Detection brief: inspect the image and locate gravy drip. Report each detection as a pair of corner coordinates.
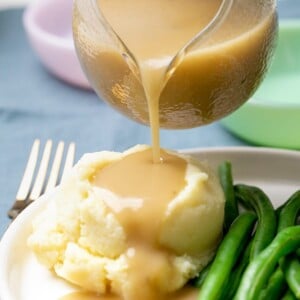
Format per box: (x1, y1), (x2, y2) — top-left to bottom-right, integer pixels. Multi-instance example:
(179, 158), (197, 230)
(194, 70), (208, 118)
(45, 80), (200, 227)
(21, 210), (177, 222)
(98, 0), (221, 162)
(96, 0), (276, 161)
(91, 148), (187, 299)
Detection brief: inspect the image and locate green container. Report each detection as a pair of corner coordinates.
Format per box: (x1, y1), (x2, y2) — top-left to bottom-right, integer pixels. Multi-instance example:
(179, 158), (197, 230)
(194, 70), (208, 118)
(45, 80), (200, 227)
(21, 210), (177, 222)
(222, 20), (300, 149)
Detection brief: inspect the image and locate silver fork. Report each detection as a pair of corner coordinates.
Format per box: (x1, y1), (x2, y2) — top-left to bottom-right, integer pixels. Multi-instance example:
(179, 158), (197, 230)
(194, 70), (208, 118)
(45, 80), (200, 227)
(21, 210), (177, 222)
(8, 139), (76, 219)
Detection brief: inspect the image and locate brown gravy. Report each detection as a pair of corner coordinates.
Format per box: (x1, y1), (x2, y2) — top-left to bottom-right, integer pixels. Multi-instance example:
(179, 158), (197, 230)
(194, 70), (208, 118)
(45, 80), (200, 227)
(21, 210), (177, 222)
(92, 148), (186, 241)
(60, 286), (199, 300)
(91, 148), (188, 299)
(60, 291), (116, 300)
(71, 0), (276, 297)
(74, 0), (277, 162)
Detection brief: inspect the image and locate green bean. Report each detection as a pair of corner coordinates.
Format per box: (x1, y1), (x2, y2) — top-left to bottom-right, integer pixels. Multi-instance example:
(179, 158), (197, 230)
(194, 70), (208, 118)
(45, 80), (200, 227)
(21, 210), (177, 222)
(234, 226), (300, 300)
(258, 267), (287, 300)
(218, 161), (239, 232)
(198, 212), (257, 300)
(282, 289), (297, 300)
(280, 253), (300, 299)
(264, 191), (299, 299)
(221, 240), (253, 300)
(278, 191), (300, 298)
(276, 204), (284, 218)
(278, 190), (300, 232)
(235, 184), (277, 259)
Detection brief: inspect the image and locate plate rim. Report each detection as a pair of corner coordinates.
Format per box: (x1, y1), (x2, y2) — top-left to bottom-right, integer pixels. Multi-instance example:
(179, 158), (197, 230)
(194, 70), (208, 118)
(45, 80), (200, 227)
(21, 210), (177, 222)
(1, 146), (300, 300)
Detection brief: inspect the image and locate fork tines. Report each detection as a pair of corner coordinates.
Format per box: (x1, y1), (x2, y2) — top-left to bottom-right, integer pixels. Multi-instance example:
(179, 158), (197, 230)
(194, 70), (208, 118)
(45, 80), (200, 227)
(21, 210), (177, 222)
(8, 139), (76, 219)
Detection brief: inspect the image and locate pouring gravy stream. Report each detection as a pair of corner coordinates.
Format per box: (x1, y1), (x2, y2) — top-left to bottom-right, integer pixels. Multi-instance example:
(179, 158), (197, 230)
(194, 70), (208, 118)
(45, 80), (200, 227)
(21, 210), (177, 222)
(69, 0), (277, 298)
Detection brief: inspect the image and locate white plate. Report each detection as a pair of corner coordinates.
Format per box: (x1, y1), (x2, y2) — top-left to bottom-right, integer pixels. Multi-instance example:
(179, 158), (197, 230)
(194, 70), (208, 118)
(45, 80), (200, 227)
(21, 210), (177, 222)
(1, 147), (300, 300)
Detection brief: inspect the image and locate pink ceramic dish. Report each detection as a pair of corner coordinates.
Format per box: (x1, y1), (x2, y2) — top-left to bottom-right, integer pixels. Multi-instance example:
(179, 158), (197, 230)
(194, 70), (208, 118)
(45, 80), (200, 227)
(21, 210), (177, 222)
(23, 0), (91, 89)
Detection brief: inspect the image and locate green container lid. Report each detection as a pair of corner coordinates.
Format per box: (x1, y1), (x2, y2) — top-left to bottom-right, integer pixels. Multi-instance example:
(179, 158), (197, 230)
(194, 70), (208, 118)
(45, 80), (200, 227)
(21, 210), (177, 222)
(222, 20), (300, 149)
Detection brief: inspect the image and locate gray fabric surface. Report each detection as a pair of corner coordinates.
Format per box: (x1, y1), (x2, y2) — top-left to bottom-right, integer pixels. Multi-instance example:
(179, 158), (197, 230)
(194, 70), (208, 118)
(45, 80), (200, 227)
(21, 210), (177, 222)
(0, 3), (298, 237)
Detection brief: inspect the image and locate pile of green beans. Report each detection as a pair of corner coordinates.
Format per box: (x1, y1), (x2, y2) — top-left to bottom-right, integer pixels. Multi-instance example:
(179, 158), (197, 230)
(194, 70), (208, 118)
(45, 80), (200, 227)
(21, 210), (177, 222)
(191, 161), (300, 300)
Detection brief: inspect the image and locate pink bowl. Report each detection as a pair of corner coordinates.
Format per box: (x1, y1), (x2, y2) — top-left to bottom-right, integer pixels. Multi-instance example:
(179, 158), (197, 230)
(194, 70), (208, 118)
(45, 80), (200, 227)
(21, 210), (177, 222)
(23, 0), (91, 89)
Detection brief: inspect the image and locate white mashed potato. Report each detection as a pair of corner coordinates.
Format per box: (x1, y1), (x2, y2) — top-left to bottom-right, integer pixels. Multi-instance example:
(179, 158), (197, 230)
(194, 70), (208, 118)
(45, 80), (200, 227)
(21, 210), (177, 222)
(27, 145), (224, 296)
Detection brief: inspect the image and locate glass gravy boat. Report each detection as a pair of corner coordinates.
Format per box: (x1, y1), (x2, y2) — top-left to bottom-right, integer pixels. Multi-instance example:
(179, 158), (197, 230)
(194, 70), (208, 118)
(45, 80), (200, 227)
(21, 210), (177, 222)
(73, 0), (277, 129)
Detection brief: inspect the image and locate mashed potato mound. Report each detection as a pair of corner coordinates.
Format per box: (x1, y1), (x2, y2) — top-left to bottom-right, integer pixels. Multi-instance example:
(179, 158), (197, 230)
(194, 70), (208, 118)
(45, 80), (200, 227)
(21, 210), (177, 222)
(28, 145), (224, 297)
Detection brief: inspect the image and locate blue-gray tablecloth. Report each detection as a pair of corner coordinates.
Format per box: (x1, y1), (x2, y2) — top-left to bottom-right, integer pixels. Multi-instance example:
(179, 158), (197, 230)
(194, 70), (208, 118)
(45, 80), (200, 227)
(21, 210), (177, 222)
(0, 2), (299, 237)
